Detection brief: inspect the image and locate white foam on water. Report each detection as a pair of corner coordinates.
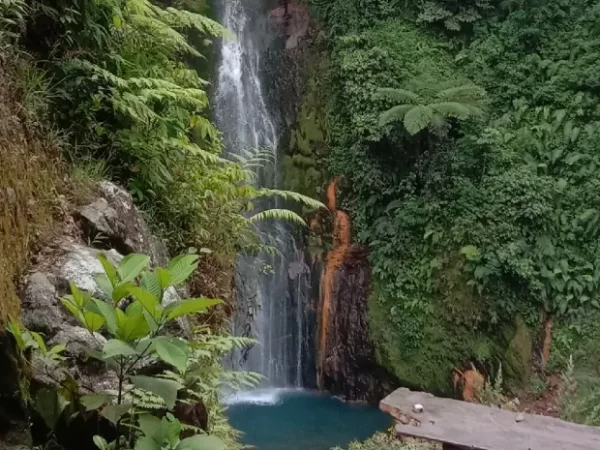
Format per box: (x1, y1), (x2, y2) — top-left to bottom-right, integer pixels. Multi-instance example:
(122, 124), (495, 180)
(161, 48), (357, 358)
(223, 388), (303, 405)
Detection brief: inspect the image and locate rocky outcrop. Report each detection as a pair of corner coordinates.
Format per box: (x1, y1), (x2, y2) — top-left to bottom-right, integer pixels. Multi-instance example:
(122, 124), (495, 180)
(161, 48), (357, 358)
(19, 181), (178, 397)
(317, 179), (397, 403)
(318, 245), (397, 403)
(269, 3), (310, 49)
(76, 181), (168, 266)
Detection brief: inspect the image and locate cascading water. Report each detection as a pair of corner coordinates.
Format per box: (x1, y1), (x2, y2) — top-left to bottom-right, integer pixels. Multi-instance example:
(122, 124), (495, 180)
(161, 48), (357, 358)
(213, 0), (311, 390)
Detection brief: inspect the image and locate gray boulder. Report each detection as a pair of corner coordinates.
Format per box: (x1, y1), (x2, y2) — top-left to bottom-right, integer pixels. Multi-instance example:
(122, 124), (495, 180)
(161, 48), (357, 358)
(55, 242), (122, 298)
(48, 325), (106, 359)
(21, 272), (63, 334)
(77, 181), (169, 266)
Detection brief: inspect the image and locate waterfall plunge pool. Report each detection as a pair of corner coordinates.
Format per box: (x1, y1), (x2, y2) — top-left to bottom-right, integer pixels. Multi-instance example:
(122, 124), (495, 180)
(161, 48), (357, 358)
(225, 389), (391, 450)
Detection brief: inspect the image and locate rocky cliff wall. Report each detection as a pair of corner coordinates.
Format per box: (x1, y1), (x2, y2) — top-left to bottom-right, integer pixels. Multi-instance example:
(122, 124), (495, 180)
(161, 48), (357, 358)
(319, 244), (397, 402)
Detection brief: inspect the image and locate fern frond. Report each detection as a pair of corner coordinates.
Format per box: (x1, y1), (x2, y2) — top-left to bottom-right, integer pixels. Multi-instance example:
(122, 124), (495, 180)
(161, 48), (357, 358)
(159, 7), (230, 38)
(249, 209), (307, 226)
(376, 87), (421, 104)
(432, 102), (478, 120)
(255, 188), (325, 210)
(436, 84), (485, 102)
(404, 105), (435, 135)
(379, 104), (414, 125)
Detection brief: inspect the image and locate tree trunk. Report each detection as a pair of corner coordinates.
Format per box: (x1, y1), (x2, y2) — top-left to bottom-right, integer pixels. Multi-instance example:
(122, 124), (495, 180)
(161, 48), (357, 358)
(541, 315), (553, 371)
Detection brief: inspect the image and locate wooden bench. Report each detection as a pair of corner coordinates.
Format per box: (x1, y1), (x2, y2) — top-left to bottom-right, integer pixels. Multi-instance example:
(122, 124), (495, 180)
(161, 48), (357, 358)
(380, 388), (600, 450)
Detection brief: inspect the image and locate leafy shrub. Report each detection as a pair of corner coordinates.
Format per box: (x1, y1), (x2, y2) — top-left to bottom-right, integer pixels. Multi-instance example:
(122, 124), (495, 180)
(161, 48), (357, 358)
(9, 252), (256, 450)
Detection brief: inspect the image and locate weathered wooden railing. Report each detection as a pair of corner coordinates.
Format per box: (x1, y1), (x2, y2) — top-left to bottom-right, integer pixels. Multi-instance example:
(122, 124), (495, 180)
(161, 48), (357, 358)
(380, 388), (600, 450)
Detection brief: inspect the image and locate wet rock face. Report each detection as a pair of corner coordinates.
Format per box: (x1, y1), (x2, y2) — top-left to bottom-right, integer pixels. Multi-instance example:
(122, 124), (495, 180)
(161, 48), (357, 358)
(76, 181), (168, 266)
(269, 3), (310, 49)
(320, 246), (398, 403)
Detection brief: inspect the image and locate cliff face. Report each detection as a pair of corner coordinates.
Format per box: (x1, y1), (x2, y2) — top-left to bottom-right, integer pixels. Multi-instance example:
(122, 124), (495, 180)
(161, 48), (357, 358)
(316, 180), (397, 403)
(0, 57), (62, 449)
(319, 244), (397, 403)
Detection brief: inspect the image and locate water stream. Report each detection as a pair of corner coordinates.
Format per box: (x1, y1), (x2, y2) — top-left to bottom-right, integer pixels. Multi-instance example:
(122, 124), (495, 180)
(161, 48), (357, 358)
(212, 2), (390, 448)
(213, 0), (309, 388)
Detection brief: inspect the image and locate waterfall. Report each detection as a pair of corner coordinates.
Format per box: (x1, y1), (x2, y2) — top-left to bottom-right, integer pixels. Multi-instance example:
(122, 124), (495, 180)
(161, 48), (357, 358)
(213, 0), (311, 389)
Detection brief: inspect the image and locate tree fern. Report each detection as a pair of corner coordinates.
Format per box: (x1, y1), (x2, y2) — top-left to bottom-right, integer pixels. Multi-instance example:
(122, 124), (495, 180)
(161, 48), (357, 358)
(404, 105), (436, 135)
(378, 81), (485, 135)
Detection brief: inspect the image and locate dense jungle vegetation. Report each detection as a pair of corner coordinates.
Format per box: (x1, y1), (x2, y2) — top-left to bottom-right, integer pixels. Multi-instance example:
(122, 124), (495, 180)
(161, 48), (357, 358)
(0, 0), (320, 448)
(310, 0), (600, 417)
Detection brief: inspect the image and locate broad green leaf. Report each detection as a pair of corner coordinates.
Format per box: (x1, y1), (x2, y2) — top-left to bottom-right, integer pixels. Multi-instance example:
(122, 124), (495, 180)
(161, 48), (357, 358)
(127, 286), (161, 320)
(118, 254), (151, 283)
(31, 331), (48, 353)
(460, 245), (479, 261)
(93, 435), (110, 450)
(88, 299), (118, 335)
(115, 308), (127, 331)
(35, 389), (69, 430)
(167, 254), (199, 287)
(119, 305), (151, 341)
(131, 376), (182, 409)
(69, 282), (85, 307)
(102, 339), (138, 359)
(156, 267), (171, 289)
(95, 273), (113, 299)
(164, 298), (223, 321)
(138, 414), (162, 440)
(112, 282), (137, 302)
(119, 311), (150, 341)
(112, 14), (122, 29)
(97, 253), (119, 287)
(101, 403), (131, 424)
(141, 272), (162, 302)
(61, 297), (85, 324)
(163, 414), (183, 447)
(81, 393), (112, 411)
(48, 343), (66, 355)
(84, 311), (105, 332)
(154, 337), (189, 372)
(135, 436), (161, 450)
(176, 435), (226, 450)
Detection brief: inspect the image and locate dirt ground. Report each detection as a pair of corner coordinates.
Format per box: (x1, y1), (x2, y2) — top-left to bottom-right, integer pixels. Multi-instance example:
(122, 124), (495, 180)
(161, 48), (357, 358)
(517, 374), (562, 417)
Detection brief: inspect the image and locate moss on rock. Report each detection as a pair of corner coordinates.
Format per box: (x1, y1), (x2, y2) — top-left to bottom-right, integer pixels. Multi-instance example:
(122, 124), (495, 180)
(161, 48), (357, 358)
(0, 60), (60, 327)
(502, 315), (533, 390)
(282, 74), (329, 200)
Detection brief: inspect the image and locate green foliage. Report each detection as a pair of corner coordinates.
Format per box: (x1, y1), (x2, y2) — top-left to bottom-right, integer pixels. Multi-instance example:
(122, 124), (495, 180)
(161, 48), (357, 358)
(416, 0), (497, 34)
(475, 364), (517, 409)
(0, 0), (26, 46)
(378, 81), (485, 135)
(314, 0), (600, 391)
(8, 252), (258, 450)
(18, 0), (322, 264)
(529, 373), (548, 395)
(332, 431), (438, 450)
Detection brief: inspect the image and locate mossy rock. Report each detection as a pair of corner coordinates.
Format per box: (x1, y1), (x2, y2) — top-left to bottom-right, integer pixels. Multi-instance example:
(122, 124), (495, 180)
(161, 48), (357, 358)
(368, 282), (533, 393)
(502, 315), (533, 389)
(282, 74), (328, 199)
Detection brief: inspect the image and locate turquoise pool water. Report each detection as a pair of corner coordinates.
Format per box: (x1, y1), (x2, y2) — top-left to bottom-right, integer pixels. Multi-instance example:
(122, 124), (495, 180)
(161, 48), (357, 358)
(225, 389), (391, 450)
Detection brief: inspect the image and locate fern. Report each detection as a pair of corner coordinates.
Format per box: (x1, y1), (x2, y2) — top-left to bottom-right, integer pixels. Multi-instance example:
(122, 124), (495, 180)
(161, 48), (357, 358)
(378, 81), (485, 135)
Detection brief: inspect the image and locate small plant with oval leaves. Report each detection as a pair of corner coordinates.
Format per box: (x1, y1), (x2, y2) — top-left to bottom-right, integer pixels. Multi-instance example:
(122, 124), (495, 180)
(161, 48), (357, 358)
(10, 252), (227, 450)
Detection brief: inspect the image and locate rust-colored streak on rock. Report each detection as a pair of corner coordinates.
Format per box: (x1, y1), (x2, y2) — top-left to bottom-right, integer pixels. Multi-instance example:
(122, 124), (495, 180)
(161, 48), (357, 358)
(318, 178), (352, 386)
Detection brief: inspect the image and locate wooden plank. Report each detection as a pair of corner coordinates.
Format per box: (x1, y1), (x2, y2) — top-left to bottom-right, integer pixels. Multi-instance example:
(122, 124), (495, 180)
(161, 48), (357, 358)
(380, 388), (600, 450)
